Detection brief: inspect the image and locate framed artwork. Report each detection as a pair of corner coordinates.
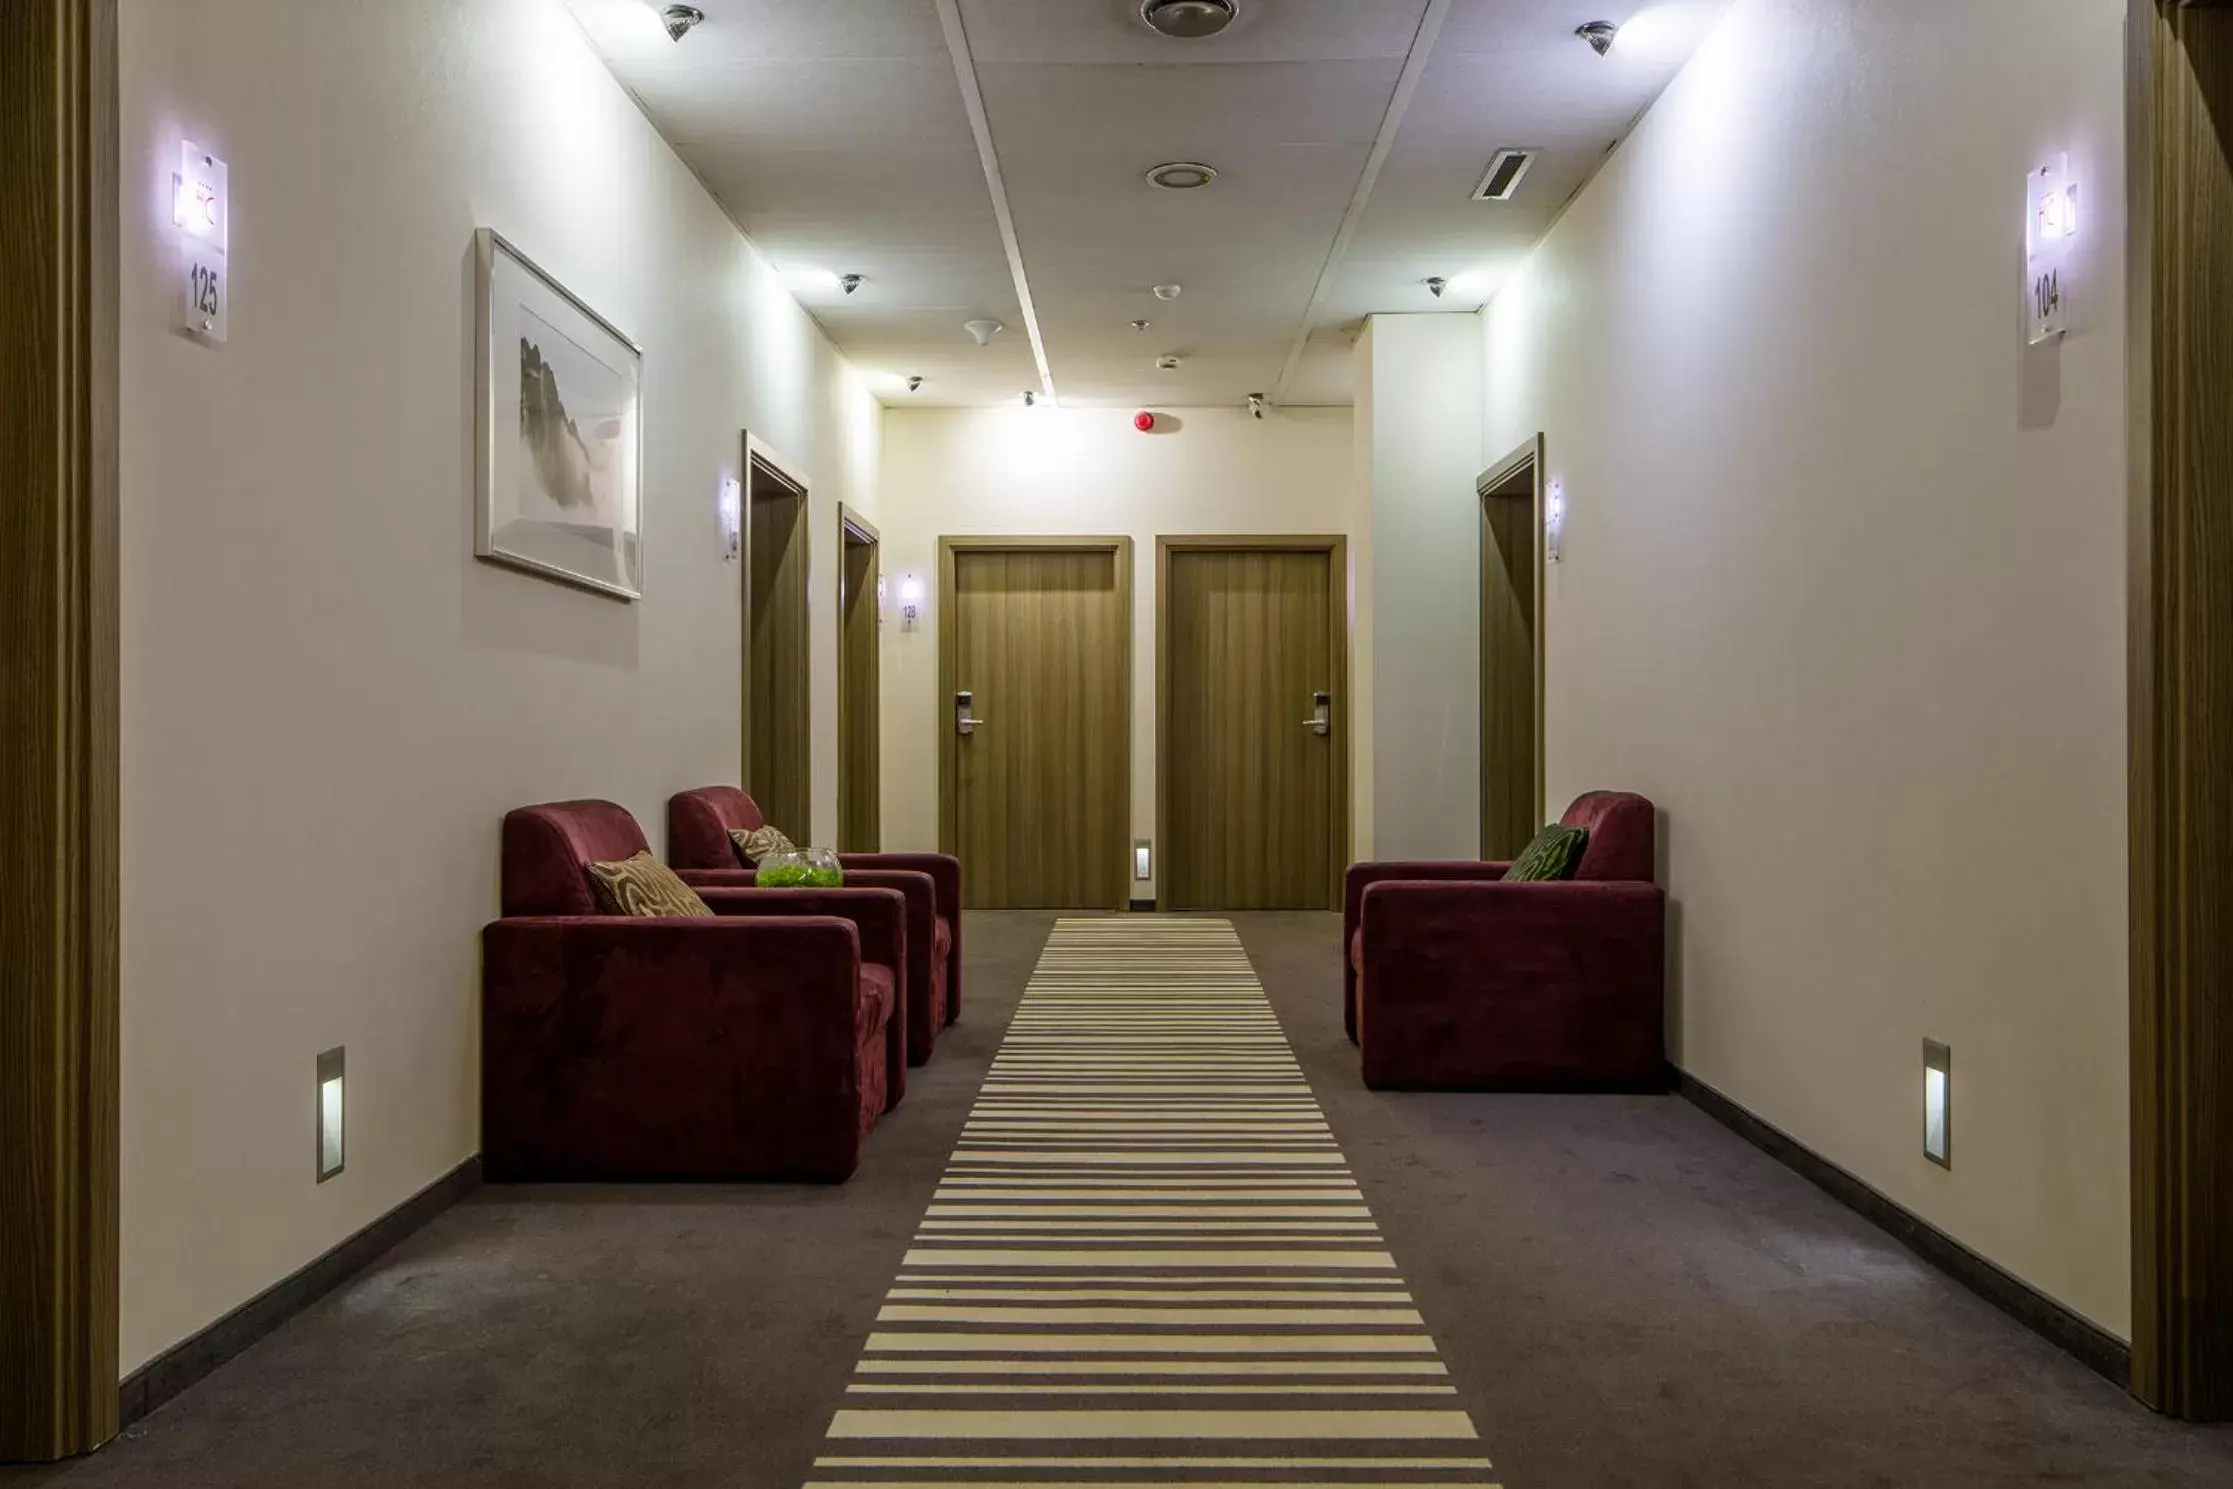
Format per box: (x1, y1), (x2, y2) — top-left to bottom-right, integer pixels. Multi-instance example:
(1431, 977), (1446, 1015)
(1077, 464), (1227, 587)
(474, 228), (644, 599)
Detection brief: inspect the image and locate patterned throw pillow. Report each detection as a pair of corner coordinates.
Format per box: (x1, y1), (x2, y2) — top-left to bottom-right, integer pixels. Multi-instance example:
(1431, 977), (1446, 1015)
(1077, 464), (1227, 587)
(730, 825), (797, 866)
(585, 852), (715, 917)
(1505, 825), (1589, 883)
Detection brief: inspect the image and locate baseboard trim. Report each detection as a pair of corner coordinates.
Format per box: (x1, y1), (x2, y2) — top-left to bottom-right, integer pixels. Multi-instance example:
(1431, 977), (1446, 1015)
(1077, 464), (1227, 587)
(1676, 1072), (2130, 1388)
(117, 1156), (481, 1426)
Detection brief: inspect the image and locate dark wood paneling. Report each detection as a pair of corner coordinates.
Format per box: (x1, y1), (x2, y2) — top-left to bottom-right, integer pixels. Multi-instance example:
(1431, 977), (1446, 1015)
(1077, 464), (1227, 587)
(941, 540), (1131, 910)
(1479, 442), (1542, 860)
(0, 0), (120, 1461)
(744, 454), (811, 839)
(1160, 542), (1345, 911)
(2133, 1), (2233, 1422)
(838, 510), (880, 852)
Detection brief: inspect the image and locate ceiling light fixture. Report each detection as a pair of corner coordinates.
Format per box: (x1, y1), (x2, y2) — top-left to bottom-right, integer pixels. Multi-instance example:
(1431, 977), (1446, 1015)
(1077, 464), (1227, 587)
(1576, 20), (1618, 56)
(1153, 283), (1183, 301)
(1146, 161), (1218, 191)
(1247, 393), (1266, 420)
(1022, 390), (1039, 408)
(840, 273), (864, 295)
(661, 4), (706, 42)
(1427, 276), (1449, 298)
(1131, 319), (1153, 332)
(965, 318), (1004, 346)
(1140, 0), (1238, 40)
(906, 375), (924, 392)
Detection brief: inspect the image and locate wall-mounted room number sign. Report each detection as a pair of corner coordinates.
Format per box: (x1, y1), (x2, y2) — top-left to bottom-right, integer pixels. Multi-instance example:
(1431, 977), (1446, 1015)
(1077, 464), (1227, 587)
(173, 142), (229, 343)
(2025, 154), (2075, 346)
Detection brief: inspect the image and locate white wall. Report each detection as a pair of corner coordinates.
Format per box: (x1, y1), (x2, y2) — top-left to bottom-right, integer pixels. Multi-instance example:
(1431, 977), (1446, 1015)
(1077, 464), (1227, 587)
(117, 0), (879, 1370)
(1355, 315), (1486, 861)
(876, 406), (1356, 894)
(1480, 0), (2131, 1331)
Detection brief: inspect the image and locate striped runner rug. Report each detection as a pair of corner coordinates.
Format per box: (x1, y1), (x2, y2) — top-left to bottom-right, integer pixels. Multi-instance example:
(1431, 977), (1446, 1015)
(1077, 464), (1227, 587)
(806, 915), (1500, 1488)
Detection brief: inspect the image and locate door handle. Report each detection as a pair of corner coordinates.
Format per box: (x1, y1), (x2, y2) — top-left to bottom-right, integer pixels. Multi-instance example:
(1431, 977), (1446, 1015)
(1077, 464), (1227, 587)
(1302, 691), (1332, 736)
(956, 690), (987, 736)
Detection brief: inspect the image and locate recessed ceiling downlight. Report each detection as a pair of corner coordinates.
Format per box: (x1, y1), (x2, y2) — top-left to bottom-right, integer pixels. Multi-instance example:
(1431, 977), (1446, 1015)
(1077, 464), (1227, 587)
(1141, 0), (1238, 40)
(1147, 161), (1218, 191)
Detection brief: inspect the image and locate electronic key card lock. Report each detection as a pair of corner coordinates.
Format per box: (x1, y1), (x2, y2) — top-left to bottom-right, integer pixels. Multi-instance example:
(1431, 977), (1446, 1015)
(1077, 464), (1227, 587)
(1304, 691), (1332, 737)
(956, 691), (987, 736)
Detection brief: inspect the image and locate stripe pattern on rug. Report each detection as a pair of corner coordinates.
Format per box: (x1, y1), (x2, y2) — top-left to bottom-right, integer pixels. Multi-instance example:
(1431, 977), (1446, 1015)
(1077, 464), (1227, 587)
(807, 916), (1500, 1488)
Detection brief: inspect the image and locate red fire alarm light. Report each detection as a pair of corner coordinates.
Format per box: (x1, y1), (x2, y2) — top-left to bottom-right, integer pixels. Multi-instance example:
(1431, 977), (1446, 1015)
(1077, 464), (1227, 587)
(1134, 411), (1156, 432)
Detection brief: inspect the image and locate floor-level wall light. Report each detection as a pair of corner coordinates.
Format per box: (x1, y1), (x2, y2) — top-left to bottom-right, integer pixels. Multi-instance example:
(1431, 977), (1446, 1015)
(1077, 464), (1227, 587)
(1923, 1040), (1952, 1169)
(1134, 840), (1154, 882)
(1546, 479), (1567, 563)
(719, 476), (742, 561)
(316, 1046), (346, 1183)
(898, 573), (924, 631)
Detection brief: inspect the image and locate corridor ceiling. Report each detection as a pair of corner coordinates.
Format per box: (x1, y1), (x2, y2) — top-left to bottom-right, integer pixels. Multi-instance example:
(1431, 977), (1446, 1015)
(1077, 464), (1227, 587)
(562, 0), (1730, 407)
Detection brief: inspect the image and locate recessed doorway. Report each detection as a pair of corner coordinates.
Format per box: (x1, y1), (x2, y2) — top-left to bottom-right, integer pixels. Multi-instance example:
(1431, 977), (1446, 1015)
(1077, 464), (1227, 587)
(837, 506), (881, 852)
(1479, 436), (1545, 860)
(743, 439), (811, 839)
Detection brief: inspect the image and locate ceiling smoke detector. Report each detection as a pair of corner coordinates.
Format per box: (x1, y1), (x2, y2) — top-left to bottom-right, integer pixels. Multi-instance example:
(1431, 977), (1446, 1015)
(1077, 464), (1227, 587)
(964, 318), (1004, 346)
(660, 5), (706, 42)
(1147, 161), (1218, 191)
(1140, 0), (1238, 40)
(1152, 283), (1183, 301)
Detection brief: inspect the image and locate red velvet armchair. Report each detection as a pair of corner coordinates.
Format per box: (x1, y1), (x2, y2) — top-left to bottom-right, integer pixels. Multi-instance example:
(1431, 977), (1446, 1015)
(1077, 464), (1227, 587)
(482, 800), (907, 1182)
(1345, 791), (1667, 1091)
(667, 786), (962, 1067)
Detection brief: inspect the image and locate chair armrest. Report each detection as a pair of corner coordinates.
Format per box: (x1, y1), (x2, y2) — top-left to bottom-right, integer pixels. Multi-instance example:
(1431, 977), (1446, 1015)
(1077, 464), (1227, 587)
(1344, 860), (1512, 935)
(481, 915), (869, 1179)
(696, 886), (906, 978)
(1359, 879), (1663, 1006)
(839, 853), (961, 927)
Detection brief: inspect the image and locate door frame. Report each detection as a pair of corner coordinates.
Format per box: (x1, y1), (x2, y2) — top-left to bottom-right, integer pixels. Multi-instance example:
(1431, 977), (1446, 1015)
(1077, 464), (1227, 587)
(1476, 435), (1547, 856)
(1154, 535), (1352, 911)
(1, 0), (120, 1460)
(935, 536), (1135, 900)
(741, 432), (812, 836)
(836, 503), (880, 851)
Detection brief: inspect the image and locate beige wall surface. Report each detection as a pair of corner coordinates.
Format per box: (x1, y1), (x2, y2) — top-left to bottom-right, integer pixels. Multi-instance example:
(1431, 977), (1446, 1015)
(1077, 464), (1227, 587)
(117, 0), (879, 1370)
(1481, 0), (2131, 1331)
(875, 405), (1357, 897)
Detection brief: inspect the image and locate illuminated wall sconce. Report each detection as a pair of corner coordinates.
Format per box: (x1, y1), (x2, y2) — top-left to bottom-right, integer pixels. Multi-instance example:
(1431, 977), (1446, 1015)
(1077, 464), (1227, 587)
(1545, 479), (1567, 564)
(719, 476), (742, 561)
(898, 573), (925, 631)
(1134, 840), (1154, 882)
(876, 573), (889, 627)
(316, 1046), (346, 1183)
(1923, 1039), (1952, 1169)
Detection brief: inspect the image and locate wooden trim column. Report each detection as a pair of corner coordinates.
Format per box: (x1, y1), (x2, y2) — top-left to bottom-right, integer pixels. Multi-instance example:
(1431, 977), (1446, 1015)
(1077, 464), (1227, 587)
(2133, 0), (2233, 1423)
(0, 0), (121, 1461)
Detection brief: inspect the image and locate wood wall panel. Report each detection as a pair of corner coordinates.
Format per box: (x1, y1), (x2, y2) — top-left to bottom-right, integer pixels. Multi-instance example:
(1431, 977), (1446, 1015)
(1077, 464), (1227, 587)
(0, 0), (120, 1460)
(745, 457), (811, 839)
(2133, 0), (2233, 1422)
(1161, 544), (1343, 910)
(838, 515), (880, 852)
(942, 542), (1130, 910)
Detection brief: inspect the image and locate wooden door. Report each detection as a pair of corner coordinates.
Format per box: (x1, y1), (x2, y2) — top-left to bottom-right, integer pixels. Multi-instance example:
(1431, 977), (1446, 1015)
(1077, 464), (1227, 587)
(837, 510), (880, 851)
(1480, 445), (1542, 859)
(744, 452), (810, 838)
(944, 543), (1130, 909)
(1161, 544), (1344, 910)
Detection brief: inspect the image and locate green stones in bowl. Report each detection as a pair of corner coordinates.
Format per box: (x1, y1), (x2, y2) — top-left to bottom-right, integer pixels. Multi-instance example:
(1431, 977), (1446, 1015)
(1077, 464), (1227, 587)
(754, 847), (845, 888)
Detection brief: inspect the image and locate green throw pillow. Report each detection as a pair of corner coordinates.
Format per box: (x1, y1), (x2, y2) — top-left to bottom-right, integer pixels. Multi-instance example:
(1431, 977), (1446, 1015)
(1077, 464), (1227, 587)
(1506, 825), (1589, 882)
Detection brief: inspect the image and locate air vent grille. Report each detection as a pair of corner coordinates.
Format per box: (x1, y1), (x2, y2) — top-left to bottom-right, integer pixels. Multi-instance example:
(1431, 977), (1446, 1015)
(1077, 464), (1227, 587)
(1473, 149), (1537, 202)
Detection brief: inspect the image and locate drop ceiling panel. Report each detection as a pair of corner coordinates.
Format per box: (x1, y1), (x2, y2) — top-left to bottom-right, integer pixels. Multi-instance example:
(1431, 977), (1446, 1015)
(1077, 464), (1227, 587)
(976, 60), (1404, 148)
(647, 63), (983, 148)
(564, 0), (950, 61)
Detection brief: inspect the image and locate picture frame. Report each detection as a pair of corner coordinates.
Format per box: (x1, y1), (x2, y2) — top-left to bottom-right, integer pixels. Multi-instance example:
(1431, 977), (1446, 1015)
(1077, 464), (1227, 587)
(474, 228), (644, 600)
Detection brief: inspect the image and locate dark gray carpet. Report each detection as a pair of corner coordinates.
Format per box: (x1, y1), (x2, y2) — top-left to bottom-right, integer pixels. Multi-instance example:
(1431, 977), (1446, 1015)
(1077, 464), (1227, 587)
(6, 910), (2226, 1487)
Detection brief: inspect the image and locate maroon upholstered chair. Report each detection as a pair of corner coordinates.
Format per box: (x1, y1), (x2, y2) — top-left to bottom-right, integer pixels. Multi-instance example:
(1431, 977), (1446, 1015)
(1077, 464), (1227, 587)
(1344, 791), (1666, 1091)
(667, 786), (961, 1067)
(482, 799), (907, 1182)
